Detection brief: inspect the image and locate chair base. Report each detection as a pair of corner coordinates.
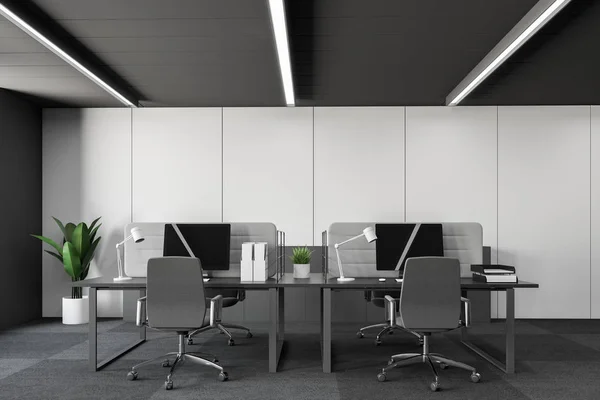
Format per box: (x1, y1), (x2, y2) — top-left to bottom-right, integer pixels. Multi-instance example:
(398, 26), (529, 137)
(187, 322), (253, 346)
(127, 333), (228, 390)
(357, 322), (423, 346)
(377, 335), (480, 391)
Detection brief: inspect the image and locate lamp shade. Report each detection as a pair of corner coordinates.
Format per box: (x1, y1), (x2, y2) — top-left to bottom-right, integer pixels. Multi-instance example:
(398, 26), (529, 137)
(363, 226), (377, 243)
(131, 227), (145, 243)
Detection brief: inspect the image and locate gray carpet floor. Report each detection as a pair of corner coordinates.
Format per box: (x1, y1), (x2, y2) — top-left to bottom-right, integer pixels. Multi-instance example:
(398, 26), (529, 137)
(1, 319), (599, 399)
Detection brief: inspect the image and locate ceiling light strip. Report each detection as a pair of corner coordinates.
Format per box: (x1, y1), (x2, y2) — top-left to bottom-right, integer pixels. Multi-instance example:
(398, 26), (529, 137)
(0, 3), (137, 107)
(267, 0), (295, 106)
(446, 0), (571, 106)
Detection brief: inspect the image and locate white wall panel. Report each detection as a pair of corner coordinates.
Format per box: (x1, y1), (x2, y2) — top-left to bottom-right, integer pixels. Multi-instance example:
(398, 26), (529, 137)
(132, 108), (222, 222)
(498, 106), (590, 318)
(405, 106), (499, 317)
(314, 107), (405, 245)
(43, 109), (131, 317)
(222, 107), (313, 245)
(591, 107), (600, 318)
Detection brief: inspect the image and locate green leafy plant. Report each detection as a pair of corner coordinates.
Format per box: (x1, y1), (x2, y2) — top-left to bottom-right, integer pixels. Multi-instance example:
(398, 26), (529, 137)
(290, 246), (313, 264)
(32, 217), (102, 299)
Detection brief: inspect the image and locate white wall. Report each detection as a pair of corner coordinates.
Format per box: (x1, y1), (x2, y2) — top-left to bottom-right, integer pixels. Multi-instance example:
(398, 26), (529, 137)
(405, 107), (499, 315)
(498, 107), (590, 318)
(314, 107), (405, 245)
(223, 107), (313, 245)
(592, 106), (600, 318)
(42, 105), (598, 319)
(132, 108), (222, 222)
(43, 109), (131, 317)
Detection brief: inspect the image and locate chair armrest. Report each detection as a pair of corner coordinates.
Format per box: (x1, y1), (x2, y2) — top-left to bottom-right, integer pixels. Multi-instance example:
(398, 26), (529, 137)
(460, 296), (471, 327)
(136, 296), (147, 327)
(384, 295), (397, 326)
(209, 295), (223, 326)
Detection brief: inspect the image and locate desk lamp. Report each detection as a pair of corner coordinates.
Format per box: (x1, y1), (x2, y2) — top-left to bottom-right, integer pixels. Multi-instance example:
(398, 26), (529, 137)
(114, 227), (145, 281)
(334, 226), (377, 282)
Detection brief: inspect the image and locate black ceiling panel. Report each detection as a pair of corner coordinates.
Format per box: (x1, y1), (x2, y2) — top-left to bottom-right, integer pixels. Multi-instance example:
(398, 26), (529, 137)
(29, 0), (284, 107)
(288, 0), (539, 106)
(464, 0), (600, 106)
(0, 0), (599, 107)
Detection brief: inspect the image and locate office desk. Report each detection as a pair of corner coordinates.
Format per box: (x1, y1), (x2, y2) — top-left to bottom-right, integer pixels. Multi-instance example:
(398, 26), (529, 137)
(72, 277), (284, 373)
(286, 274), (539, 374)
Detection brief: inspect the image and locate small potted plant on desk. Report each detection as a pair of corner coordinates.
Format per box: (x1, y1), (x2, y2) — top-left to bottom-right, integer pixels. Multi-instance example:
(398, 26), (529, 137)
(291, 246), (313, 279)
(32, 217), (102, 325)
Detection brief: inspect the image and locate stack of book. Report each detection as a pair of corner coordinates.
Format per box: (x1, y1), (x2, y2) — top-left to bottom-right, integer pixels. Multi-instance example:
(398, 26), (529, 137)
(471, 264), (517, 283)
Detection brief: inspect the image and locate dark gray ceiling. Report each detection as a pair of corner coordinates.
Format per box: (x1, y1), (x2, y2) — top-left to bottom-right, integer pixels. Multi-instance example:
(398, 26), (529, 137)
(288, 0), (538, 106)
(0, 0), (597, 107)
(464, 0), (600, 105)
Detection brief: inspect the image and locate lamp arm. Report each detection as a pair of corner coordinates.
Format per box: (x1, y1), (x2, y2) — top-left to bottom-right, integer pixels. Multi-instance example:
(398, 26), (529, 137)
(335, 233), (365, 248)
(116, 234), (133, 248)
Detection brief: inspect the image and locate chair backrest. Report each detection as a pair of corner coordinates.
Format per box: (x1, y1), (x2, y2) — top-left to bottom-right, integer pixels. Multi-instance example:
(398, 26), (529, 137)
(147, 257), (206, 330)
(399, 257), (461, 331)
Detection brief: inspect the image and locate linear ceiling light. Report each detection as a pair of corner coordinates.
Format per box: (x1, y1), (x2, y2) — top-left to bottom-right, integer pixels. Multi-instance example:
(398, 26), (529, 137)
(267, 0), (295, 106)
(0, 3), (137, 107)
(446, 0), (571, 106)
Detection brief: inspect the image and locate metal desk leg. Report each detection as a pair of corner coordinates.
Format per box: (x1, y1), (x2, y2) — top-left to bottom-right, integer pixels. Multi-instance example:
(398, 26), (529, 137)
(139, 289), (146, 341)
(461, 289), (516, 374)
(278, 287), (285, 342)
(506, 288), (515, 374)
(269, 288), (284, 373)
(89, 287), (97, 371)
(90, 288), (146, 371)
(322, 288), (332, 373)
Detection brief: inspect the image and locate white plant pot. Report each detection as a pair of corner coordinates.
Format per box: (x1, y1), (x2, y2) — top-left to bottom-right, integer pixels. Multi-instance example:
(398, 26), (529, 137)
(62, 296), (89, 325)
(293, 264), (311, 279)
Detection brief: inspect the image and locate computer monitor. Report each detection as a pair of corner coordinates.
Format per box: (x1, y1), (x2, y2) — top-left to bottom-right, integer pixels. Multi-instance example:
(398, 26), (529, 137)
(375, 223), (444, 275)
(163, 223), (231, 271)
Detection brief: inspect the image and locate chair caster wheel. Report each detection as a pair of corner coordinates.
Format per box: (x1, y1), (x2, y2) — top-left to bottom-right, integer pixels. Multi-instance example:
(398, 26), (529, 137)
(213, 359), (219, 364)
(377, 372), (387, 382)
(439, 362), (448, 370)
(187, 338), (193, 345)
(374, 340), (382, 346)
(127, 371), (138, 381)
(162, 360), (170, 368)
(218, 372), (229, 382)
(430, 381), (440, 392)
(246, 332), (253, 339)
(470, 372), (481, 383)
(165, 380), (173, 390)
(356, 332), (364, 339)
(228, 339), (235, 346)
(387, 359), (394, 366)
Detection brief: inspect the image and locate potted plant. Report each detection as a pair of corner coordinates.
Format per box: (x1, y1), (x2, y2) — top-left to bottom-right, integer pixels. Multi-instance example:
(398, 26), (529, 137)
(290, 246), (313, 279)
(32, 217), (102, 325)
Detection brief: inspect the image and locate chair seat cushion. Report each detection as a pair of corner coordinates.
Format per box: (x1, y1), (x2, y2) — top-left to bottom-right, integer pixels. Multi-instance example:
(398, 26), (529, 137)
(150, 314), (211, 332)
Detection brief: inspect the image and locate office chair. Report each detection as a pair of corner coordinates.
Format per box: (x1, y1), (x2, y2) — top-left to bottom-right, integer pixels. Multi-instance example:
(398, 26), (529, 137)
(127, 257), (229, 390)
(376, 257), (481, 392)
(186, 288), (252, 346)
(357, 290), (423, 346)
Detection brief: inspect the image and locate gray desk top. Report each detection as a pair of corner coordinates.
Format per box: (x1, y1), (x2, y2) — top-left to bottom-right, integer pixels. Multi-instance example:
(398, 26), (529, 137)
(73, 273), (538, 290)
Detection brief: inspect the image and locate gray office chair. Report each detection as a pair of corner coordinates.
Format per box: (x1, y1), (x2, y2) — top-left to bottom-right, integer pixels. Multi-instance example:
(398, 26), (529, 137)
(186, 289), (252, 346)
(357, 290), (423, 346)
(376, 257), (481, 392)
(127, 257), (229, 390)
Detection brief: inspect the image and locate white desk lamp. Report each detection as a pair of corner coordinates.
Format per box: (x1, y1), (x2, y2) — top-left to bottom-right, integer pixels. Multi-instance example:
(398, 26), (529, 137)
(114, 227), (145, 281)
(334, 226), (377, 282)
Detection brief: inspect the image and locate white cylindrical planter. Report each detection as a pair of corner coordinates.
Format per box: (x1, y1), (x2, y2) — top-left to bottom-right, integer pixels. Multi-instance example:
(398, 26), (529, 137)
(293, 264), (310, 279)
(62, 296), (89, 325)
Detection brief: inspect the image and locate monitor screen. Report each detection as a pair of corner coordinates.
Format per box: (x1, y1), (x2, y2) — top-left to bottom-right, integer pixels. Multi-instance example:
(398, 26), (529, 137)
(375, 223), (443, 274)
(163, 224), (231, 271)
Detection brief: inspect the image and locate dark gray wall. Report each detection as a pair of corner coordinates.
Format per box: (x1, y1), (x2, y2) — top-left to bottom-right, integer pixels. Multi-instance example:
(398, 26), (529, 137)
(0, 89), (42, 330)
